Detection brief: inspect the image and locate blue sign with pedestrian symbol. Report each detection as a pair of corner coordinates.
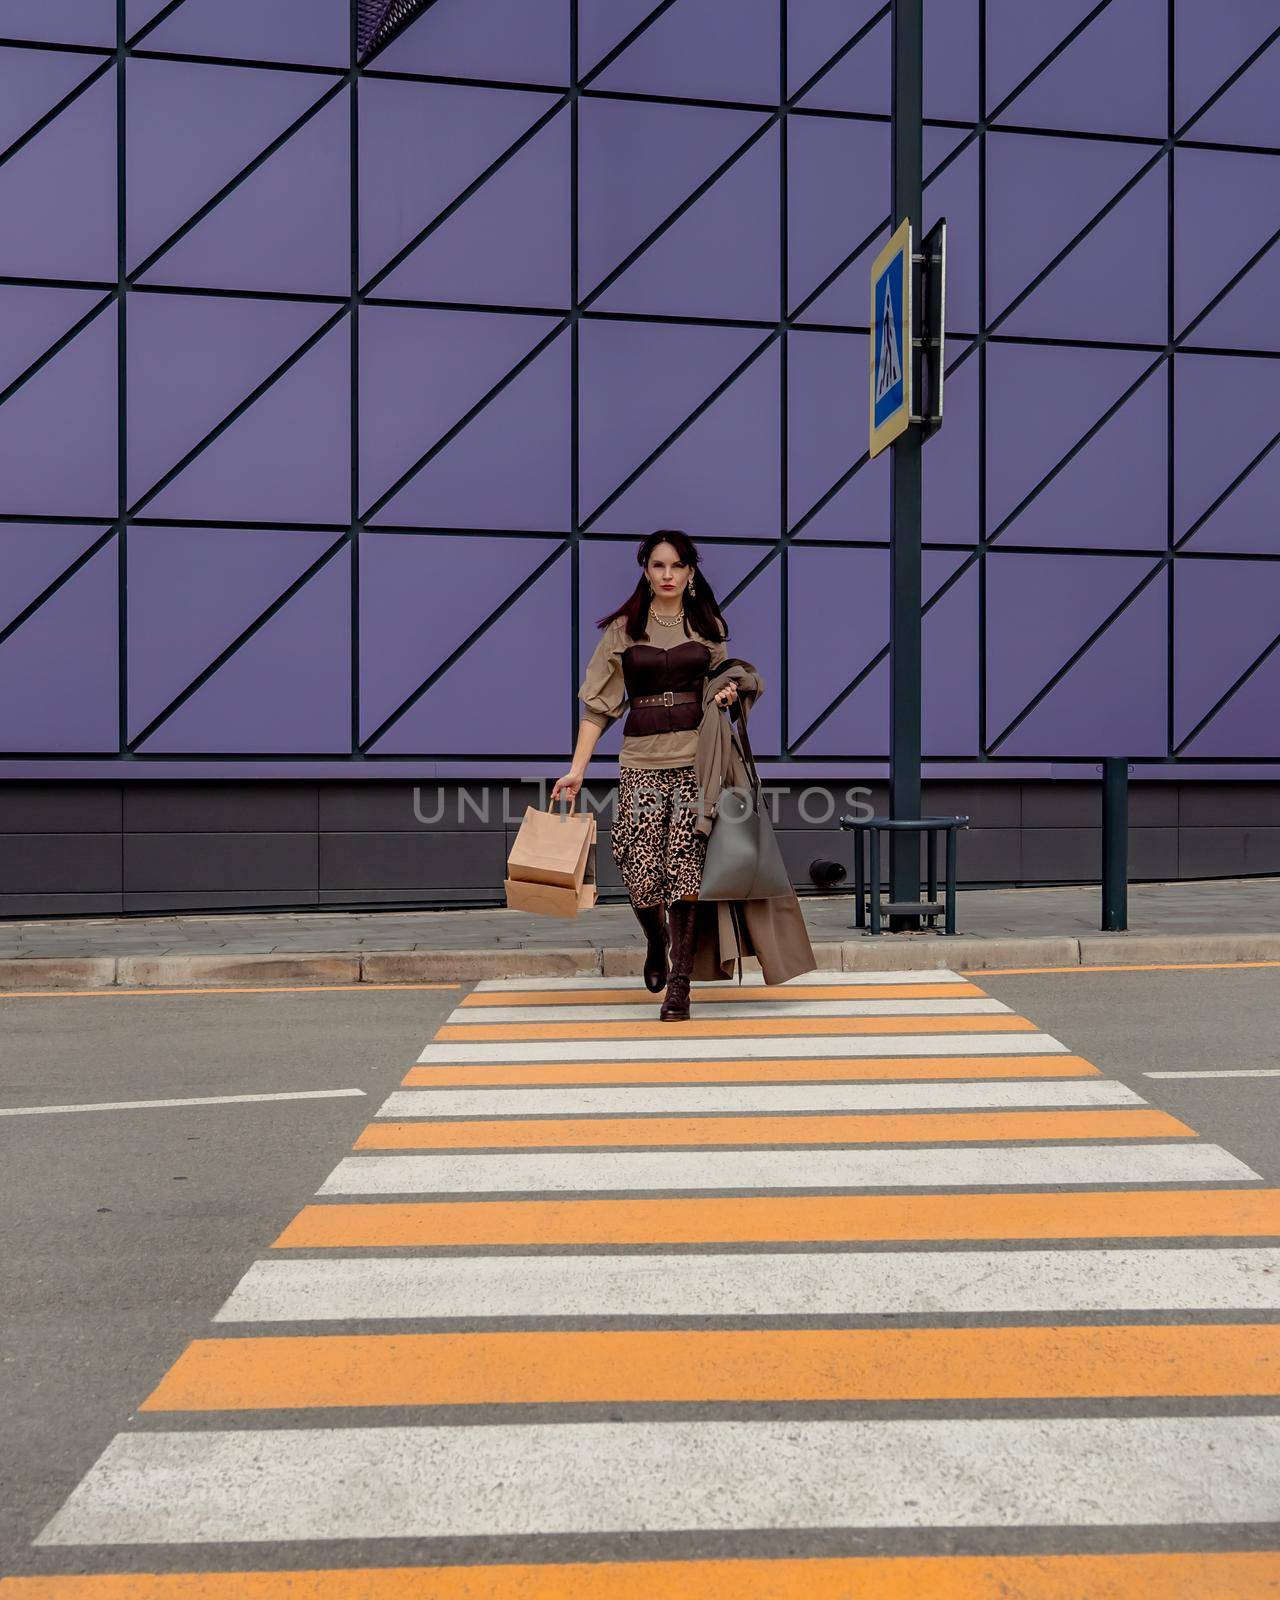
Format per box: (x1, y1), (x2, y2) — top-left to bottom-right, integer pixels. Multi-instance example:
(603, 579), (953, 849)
(869, 218), (913, 458)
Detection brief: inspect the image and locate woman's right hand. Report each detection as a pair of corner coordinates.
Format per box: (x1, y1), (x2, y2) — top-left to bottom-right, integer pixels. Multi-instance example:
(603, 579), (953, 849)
(550, 769), (584, 805)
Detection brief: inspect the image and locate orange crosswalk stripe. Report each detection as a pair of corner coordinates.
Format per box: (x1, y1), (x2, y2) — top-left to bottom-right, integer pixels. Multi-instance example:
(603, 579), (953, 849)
(142, 1324), (1280, 1411)
(273, 1187), (1280, 1250)
(437, 1014), (1039, 1040)
(459, 980), (987, 1005)
(401, 1053), (1102, 1087)
(7, 1552), (1280, 1598)
(355, 1106), (1194, 1150)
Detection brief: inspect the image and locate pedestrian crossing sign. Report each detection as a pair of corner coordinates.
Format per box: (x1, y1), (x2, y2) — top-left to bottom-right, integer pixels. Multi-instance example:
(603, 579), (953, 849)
(869, 218), (912, 458)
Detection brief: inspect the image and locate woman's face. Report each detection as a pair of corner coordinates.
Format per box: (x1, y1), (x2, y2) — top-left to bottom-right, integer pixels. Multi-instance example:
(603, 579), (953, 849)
(646, 542), (690, 601)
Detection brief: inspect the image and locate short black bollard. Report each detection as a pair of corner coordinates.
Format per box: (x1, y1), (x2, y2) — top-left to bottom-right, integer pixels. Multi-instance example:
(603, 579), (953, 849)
(1101, 757), (1129, 932)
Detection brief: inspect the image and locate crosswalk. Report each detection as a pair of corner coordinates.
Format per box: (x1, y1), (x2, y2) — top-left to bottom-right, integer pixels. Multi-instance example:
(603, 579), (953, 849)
(11, 967), (1280, 1596)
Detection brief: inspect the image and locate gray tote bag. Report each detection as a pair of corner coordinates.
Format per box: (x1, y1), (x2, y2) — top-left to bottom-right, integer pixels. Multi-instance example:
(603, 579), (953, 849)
(699, 708), (792, 901)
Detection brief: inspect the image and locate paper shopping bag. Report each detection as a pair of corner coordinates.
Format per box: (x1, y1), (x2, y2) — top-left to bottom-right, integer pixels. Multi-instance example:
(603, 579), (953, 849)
(504, 803), (597, 917)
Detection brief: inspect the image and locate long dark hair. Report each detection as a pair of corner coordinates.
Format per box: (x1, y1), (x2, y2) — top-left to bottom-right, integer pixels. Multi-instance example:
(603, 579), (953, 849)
(596, 530), (728, 644)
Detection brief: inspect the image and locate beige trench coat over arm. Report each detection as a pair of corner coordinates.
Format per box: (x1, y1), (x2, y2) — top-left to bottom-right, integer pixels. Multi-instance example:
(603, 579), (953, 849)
(688, 661), (817, 987)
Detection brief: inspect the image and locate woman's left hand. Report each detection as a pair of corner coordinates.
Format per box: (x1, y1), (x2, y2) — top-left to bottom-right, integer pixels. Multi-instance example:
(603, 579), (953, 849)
(714, 681), (738, 710)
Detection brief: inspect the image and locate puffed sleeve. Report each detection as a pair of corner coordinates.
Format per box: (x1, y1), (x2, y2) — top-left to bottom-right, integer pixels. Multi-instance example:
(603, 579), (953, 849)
(578, 619), (627, 731)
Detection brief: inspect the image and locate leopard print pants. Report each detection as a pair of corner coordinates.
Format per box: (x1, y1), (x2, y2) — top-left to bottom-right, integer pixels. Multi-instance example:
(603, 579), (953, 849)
(612, 765), (707, 908)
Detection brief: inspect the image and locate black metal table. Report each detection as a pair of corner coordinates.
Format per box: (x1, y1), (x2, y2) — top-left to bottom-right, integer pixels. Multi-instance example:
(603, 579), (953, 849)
(838, 814), (970, 936)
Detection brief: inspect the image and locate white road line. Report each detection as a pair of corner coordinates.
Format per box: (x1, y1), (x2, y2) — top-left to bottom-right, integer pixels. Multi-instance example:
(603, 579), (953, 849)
(38, 1416), (1280, 1545)
(447, 999), (1012, 1024)
(0, 1088), (367, 1118)
(318, 1142), (1257, 1196)
(417, 1034), (1070, 1066)
(374, 1080), (1145, 1120)
(214, 1246), (1280, 1322)
(470, 970), (964, 992)
(1146, 1069), (1280, 1080)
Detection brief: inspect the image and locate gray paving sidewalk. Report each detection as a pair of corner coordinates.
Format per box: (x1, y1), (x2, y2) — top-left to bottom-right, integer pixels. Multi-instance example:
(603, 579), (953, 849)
(0, 877), (1277, 987)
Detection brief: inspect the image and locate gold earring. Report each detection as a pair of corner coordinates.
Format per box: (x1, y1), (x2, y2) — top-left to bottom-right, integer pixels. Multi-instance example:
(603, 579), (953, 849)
(687, 574), (696, 597)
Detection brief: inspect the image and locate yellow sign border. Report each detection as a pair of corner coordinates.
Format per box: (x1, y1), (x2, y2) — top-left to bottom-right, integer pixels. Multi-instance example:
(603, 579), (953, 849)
(868, 217), (913, 460)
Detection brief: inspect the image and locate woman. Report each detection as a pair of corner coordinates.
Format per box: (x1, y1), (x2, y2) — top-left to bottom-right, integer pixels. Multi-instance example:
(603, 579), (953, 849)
(552, 530), (739, 1022)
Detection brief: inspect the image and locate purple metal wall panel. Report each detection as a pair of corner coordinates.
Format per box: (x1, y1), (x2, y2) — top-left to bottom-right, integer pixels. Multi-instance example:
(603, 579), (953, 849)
(0, 0), (1276, 773)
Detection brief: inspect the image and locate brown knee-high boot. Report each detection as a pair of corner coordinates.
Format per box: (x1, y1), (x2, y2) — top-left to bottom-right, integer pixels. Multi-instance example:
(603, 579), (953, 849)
(659, 898), (697, 1021)
(631, 900), (669, 994)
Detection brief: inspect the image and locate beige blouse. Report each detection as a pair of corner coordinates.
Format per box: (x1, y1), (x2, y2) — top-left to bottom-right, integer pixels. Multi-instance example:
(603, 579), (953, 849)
(579, 616), (727, 769)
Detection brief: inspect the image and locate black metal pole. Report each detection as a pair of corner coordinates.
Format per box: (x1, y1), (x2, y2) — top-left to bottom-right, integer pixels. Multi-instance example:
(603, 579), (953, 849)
(1101, 757), (1129, 931)
(888, 0), (923, 931)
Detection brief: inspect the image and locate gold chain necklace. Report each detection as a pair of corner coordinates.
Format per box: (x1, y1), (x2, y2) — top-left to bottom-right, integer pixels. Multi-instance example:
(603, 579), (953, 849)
(650, 608), (684, 628)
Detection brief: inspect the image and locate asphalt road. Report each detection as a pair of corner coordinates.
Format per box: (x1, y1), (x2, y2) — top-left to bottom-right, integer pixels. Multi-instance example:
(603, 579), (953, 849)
(2, 963), (1279, 1584)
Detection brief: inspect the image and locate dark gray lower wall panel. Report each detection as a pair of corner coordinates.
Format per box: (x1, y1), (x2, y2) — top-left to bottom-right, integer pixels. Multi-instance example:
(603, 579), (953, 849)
(0, 779), (1274, 918)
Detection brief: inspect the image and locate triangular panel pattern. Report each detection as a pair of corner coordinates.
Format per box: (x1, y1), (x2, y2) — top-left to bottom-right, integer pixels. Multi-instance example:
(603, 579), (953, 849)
(372, 333), (571, 530)
(0, 45), (104, 152)
(376, 0), (567, 84)
(0, 524), (109, 635)
(142, 0), (350, 67)
(358, 80), (559, 285)
(0, 311), (117, 518)
(1174, 352), (1280, 543)
(1174, 0), (1276, 134)
(1174, 557), (1280, 745)
(1181, 641), (1280, 757)
(1192, 246), (1280, 356)
(923, 351), (979, 548)
(788, 115), (889, 324)
(986, 343), (1156, 534)
(788, 330), (889, 538)
(788, 545), (889, 736)
(0, 71), (116, 282)
(985, 551), (1159, 738)
(127, 293), (336, 505)
(360, 306), (561, 515)
(0, 285), (106, 393)
(138, 549), (352, 753)
(578, 98), (769, 299)
(792, 1), (889, 113)
(1182, 440), (1280, 558)
(986, 131), (1156, 329)
(722, 555), (783, 755)
(999, 157), (1167, 345)
(377, 110), (570, 309)
(5, 0), (114, 47)
(993, 0), (1166, 137)
(1188, 34), (1280, 147)
(126, 57), (329, 271)
(985, 0), (1101, 110)
(994, 569), (1167, 757)
(594, 128), (779, 322)
(140, 92), (350, 296)
(592, 343), (780, 540)
(997, 363), (1167, 552)
(370, 555), (571, 754)
(1175, 148), (1280, 341)
(577, 0), (668, 78)
(359, 533), (562, 741)
(578, 318), (765, 526)
(796, 654), (889, 757)
(144, 322), (351, 525)
(923, 559), (980, 757)
(924, 0), (979, 122)
(591, 0), (779, 104)
(0, 539), (118, 752)
(126, 526), (337, 739)
(788, 0), (887, 97)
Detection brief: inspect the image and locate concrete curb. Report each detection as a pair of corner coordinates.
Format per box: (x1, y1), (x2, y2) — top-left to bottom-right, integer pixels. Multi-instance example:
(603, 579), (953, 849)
(2, 933), (1279, 990)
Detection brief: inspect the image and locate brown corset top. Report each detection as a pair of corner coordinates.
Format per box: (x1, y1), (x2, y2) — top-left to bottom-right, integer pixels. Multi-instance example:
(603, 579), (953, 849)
(621, 641), (712, 736)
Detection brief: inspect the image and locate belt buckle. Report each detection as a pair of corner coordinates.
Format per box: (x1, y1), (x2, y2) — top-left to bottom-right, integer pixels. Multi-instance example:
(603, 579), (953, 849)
(662, 690), (674, 707)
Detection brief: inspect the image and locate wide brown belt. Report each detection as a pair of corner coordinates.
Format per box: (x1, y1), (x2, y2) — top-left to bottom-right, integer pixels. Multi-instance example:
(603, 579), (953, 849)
(630, 690), (700, 709)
